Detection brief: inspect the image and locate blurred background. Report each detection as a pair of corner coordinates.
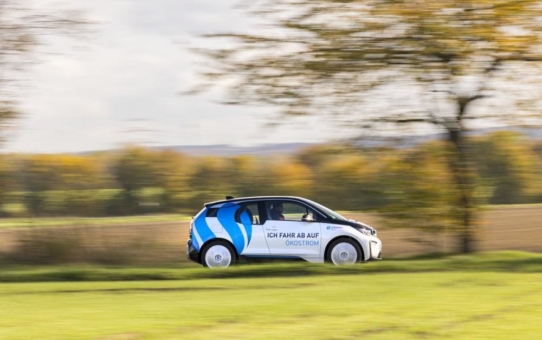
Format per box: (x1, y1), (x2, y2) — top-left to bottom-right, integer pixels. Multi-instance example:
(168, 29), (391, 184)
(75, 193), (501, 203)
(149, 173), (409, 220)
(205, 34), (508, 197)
(2, 1), (542, 339)
(0, 0), (541, 265)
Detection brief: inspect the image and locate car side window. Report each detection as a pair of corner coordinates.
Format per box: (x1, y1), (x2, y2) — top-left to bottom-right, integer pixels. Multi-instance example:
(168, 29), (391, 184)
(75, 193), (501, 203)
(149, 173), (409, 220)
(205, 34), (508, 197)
(266, 201), (316, 222)
(235, 203), (261, 225)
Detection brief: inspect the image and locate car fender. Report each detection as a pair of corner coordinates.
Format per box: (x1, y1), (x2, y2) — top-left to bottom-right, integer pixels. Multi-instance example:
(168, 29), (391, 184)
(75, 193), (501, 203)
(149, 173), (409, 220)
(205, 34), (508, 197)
(198, 237), (238, 263)
(321, 223), (372, 261)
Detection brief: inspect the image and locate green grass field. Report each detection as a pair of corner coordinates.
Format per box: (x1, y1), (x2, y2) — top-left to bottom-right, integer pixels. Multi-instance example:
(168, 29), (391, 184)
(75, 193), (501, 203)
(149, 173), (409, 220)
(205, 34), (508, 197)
(0, 272), (540, 339)
(1, 252), (542, 339)
(0, 251), (540, 282)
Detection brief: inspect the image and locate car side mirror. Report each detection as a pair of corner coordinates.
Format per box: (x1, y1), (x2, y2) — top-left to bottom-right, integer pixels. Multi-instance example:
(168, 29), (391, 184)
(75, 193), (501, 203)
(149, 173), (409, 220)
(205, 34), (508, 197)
(302, 213), (316, 222)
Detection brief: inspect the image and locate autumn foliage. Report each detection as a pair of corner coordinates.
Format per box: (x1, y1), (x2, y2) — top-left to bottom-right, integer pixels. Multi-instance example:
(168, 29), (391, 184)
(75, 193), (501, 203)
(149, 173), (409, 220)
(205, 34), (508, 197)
(0, 132), (540, 231)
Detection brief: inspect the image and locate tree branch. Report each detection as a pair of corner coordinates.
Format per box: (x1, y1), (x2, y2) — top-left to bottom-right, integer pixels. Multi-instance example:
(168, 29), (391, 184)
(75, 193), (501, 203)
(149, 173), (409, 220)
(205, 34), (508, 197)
(464, 0), (535, 12)
(371, 118), (438, 125)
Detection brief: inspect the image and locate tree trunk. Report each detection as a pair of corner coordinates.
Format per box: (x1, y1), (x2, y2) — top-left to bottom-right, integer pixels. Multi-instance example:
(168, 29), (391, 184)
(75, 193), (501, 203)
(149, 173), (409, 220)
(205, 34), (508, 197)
(447, 123), (476, 253)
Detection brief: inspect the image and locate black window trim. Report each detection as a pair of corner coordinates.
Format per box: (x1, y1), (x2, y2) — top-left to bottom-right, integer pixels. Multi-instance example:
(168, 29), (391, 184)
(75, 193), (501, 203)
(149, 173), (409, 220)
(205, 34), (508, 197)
(206, 198), (328, 221)
(263, 199), (324, 222)
(206, 207), (219, 217)
(234, 202), (262, 225)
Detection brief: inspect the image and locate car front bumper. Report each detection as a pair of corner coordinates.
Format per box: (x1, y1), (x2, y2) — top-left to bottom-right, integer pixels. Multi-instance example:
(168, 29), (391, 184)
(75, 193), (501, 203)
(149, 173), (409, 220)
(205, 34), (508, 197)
(369, 239), (382, 260)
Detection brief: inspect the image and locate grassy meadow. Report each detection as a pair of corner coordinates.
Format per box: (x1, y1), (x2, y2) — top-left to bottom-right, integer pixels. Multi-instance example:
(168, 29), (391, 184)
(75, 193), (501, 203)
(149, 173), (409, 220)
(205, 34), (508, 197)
(0, 205), (540, 339)
(1, 272), (541, 339)
(0, 252), (541, 339)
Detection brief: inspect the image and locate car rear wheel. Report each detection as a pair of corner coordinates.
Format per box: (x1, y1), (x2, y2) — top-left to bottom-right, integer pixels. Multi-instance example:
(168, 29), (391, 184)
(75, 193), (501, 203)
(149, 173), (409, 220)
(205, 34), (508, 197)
(327, 239), (361, 266)
(201, 241), (236, 268)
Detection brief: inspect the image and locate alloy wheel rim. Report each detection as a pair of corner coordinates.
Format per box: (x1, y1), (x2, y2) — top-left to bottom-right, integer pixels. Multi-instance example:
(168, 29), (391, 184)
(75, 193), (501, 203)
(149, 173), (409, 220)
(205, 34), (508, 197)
(205, 245), (232, 268)
(330, 242), (357, 265)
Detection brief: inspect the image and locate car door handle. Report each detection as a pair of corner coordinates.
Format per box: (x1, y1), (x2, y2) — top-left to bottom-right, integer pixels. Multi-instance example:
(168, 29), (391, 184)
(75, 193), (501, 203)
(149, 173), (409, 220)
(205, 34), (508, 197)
(266, 227), (278, 231)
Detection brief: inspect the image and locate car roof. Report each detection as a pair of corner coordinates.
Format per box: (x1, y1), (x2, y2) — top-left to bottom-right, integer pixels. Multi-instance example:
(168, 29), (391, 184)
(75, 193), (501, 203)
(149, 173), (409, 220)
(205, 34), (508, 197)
(205, 196), (310, 207)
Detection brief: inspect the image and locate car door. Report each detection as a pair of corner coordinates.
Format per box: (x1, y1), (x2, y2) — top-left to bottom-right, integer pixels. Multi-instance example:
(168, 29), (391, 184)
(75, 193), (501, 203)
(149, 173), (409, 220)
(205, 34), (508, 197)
(234, 202), (270, 256)
(262, 200), (322, 257)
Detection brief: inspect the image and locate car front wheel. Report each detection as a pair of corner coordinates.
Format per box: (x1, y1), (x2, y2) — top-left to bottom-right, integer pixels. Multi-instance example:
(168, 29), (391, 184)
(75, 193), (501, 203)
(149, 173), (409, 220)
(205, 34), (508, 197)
(327, 239), (362, 266)
(201, 241), (236, 268)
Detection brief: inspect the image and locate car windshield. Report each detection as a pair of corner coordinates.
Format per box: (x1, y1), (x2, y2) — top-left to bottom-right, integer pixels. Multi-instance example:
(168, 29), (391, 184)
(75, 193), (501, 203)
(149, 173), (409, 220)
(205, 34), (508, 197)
(305, 199), (347, 221)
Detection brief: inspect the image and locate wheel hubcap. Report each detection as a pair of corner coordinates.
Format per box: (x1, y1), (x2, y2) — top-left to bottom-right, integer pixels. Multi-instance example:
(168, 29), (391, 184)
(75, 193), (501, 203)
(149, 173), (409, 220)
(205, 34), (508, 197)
(205, 245), (232, 268)
(330, 242), (358, 265)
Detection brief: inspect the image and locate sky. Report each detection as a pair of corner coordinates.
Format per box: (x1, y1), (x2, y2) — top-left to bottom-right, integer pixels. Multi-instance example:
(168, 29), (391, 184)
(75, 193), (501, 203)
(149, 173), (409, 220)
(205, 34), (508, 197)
(4, 0), (340, 153)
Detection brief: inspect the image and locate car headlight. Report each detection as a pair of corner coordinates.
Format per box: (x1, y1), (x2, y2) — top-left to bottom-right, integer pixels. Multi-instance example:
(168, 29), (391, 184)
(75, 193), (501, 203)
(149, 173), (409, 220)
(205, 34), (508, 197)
(358, 228), (372, 236)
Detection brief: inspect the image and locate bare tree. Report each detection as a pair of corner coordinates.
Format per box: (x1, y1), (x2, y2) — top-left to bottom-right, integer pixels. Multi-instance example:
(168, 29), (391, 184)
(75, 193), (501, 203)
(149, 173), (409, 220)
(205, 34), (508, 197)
(192, 0), (542, 253)
(0, 0), (88, 142)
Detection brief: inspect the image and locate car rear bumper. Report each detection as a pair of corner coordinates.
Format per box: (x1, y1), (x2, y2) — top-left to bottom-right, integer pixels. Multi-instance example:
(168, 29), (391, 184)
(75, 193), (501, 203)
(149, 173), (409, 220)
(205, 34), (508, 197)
(186, 239), (199, 263)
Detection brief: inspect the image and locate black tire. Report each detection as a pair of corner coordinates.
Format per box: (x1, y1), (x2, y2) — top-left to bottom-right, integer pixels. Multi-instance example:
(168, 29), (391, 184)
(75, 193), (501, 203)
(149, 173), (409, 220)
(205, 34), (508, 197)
(326, 238), (363, 266)
(201, 240), (237, 268)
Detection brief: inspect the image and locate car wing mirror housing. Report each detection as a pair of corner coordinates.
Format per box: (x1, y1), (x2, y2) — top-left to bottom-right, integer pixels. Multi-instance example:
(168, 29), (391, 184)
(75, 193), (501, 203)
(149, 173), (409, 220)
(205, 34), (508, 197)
(302, 213), (316, 222)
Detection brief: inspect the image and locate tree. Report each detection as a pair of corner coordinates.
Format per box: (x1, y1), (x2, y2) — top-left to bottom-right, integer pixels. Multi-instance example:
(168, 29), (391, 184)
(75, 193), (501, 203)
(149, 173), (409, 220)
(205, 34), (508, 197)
(380, 142), (457, 239)
(20, 154), (104, 215)
(0, 0), (86, 142)
(267, 159), (314, 197)
(0, 155), (14, 214)
(471, 131), (542, 204)
(113, 147), (160, 200)
(188, 156), (232, 208)
(21, 155), (62, 215)
(193, 0), (542, 252)
(152, 150), (193, 211)
(226, 155), (261, 198)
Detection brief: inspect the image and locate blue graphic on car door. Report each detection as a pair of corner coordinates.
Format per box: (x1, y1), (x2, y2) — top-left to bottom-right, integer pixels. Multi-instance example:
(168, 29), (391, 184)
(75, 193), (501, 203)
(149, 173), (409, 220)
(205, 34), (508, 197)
(191, 202), (253, 254)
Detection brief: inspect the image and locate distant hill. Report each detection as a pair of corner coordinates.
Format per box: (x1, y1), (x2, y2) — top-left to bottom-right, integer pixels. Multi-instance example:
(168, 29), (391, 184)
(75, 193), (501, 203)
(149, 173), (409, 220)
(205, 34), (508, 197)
(352, 127), (542, 148)
(77, 127), (541, 157)
(156, 143), (315, 157)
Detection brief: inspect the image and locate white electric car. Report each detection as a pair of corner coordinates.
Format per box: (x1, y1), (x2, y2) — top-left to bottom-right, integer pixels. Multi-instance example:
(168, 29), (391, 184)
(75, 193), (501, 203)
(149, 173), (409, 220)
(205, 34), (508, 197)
(187, 196), (382, 268)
